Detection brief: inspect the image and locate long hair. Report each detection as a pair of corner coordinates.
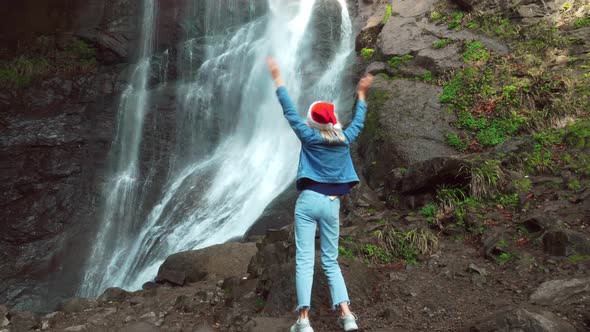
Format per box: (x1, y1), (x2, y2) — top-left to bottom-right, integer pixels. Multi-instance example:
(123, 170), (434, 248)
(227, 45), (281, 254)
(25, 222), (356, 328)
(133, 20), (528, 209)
(318, 126), (346, 144)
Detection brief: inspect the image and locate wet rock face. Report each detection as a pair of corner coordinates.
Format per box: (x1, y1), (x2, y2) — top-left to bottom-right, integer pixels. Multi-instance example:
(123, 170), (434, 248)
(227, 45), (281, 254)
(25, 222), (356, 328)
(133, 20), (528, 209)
(0, 0), (146, 312)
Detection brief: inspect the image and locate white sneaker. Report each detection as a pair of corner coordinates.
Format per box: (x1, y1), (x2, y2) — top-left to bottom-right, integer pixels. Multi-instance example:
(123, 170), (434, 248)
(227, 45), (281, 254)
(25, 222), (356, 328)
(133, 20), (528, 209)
(290, 318), (314, 332)
(338, 313), (359, 331)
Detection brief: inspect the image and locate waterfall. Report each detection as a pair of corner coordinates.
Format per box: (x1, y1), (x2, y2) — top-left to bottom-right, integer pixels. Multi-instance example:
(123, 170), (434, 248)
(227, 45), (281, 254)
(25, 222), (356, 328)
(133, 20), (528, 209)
(79, 0), (354, 297)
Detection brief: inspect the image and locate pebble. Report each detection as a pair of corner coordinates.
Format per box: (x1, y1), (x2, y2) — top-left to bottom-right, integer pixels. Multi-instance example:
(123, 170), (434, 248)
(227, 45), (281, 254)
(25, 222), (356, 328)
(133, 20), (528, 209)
(64, 325), (86, 331)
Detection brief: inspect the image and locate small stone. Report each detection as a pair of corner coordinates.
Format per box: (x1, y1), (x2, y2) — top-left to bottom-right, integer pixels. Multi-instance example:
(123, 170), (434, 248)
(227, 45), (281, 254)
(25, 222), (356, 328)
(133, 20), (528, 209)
(141, 312), (156, 319)
(41, 320), (50, 330)
(103, 307), (117, 315)
(468, 263), (489, 276)
(125, 316), (134, 323)
(155, 319), (164, 327)
(64, 325), (86, 331)
(389, 272), (408, 282)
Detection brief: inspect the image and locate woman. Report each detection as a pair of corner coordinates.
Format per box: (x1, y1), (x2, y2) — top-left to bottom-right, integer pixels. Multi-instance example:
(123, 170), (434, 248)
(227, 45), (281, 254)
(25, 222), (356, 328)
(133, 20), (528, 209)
(266, 57), (373, 332)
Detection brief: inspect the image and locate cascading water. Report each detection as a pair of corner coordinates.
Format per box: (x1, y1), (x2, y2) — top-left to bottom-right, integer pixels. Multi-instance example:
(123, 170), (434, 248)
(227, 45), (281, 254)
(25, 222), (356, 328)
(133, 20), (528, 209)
(79, 0), (355, 297)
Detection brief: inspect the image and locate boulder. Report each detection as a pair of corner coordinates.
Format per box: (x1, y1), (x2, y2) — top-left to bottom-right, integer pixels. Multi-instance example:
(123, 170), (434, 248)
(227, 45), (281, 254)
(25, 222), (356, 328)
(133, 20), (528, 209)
(98, 288), (131, 303)
(467, 307), (577, 332)
(156, 242), (257, 286)
(58, 297), (98, 313)
(543, 229), (590, 256)
(357, 76), (458, 189)
(378, 17), (439, 57)
(0, 305), (8, 328)
(530, 277), (590, 305)
(391, 0), (436, 17)
(7, 310), (40, 331)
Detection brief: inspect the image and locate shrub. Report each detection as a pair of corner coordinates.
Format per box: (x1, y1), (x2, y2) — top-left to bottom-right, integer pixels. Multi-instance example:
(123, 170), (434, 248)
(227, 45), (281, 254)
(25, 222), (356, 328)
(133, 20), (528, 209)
(361, 48), (375, 60)
(462, 160), (505, 199)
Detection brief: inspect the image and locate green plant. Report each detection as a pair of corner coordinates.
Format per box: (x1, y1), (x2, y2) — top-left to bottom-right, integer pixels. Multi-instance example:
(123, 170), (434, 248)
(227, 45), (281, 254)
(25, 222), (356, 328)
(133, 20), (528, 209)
(567, 254), (590, 264)
(462, 160), (505, 198)
(383, 4), (393, 24)
(65, 39), (96, 60)
(419, 71), (434, 83)
(434, 38), (453, 49)
(469, 15), (519, 40)
(574, 16), (590, 28)
(495, 193), (519, 208)
(436, 186), (467, 212)
(255, 297), (265, 308)
(561, 1), (572, 10)
(567, 180), (582, 191)
(513, 178), (532, 193)
(399, 168), (408, 175)
(446, 133), (469, 152)
(496, 252), (514, 266)
(419, 203), (438, 223)
(361, 48), (375, 60)
(0, 56), (50, 88)
(372, 226), (439, 264)
(448, 12), (464, 30)
(462, 40), (489, 62)
(430, 10), (442, 21)
(338, 245), (355, 258)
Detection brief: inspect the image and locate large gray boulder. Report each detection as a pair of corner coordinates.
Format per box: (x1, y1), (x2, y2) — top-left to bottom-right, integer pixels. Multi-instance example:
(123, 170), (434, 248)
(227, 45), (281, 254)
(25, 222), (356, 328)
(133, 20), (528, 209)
(530, 278), (590, 306)
(357, 76), (458, 189)
(467, 307), (577, 332)
(156, 242), (257, 286)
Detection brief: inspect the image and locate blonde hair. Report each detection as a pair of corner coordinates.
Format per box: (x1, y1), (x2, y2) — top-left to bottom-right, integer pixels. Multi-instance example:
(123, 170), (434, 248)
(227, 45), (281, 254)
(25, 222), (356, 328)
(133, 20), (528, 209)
(319, 127), (346, 144)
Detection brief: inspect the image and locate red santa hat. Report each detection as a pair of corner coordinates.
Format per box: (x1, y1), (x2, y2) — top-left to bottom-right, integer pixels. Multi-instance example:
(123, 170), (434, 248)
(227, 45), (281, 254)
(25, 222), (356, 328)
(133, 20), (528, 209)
(307, 101), (342, 130)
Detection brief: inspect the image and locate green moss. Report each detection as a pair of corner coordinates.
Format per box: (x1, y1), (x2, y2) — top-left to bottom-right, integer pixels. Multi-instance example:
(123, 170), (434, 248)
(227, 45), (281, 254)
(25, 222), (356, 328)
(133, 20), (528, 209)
(574, 16), (590, 28)
(568, 254), (590, 264)
(462, 40), (490, 62)
(419, 71), (435, 83)
(564, 120), (590, 148)
(0, 56), (50, 88)
(567, 180), (582, 191)
(383, 4), (393, 24)
(457, 111), (488, 131)
(65, 39), (96, 60)
(513, 178), (532, 193)
(360, 48), (375, 60)
(446, 133), (469, 152)
(388, 54), (413, 71)
(434, 38), (453, 49)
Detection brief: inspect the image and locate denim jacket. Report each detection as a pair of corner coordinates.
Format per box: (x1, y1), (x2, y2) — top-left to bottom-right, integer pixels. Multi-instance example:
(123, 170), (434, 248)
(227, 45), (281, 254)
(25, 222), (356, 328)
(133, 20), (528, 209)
(275, 86), (367, 190)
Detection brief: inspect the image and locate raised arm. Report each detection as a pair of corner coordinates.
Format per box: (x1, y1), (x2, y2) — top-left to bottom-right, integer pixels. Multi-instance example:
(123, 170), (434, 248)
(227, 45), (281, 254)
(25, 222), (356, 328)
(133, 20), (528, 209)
(266, 57), (315, 141)
(344, 74), (374, 144)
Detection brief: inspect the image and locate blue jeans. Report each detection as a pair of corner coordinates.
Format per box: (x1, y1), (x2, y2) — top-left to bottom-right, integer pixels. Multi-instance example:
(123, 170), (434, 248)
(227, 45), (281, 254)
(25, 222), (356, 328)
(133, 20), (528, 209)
(294, 190), (350, 311)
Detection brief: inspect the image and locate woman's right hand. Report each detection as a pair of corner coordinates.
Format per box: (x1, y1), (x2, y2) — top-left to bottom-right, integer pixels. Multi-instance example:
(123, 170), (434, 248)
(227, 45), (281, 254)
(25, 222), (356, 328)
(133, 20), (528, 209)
(357, 74), (374, 101)
(266, 57), (284, 87)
